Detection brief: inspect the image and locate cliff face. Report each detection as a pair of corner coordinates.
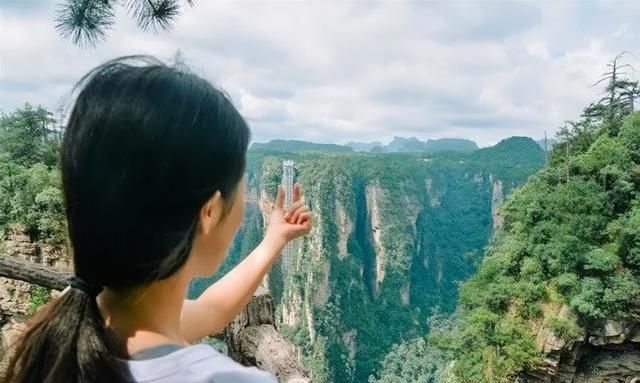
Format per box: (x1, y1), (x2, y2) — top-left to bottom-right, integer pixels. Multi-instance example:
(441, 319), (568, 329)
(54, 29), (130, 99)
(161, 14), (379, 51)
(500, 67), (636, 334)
(190, 137), (545, 382)
(442, 113), (640, 383)
(518, 315), (640, 382)
(0, 226), (70, 360)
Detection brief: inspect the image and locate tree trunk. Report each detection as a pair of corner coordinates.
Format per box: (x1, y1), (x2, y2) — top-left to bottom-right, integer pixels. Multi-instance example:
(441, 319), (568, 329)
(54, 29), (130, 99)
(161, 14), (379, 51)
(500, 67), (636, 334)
(0, 255), (69, 291)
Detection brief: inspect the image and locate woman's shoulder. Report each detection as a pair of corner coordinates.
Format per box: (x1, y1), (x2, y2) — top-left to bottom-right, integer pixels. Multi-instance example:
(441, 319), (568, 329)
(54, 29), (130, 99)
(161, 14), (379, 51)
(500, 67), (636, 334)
(125, 344), (278, 383)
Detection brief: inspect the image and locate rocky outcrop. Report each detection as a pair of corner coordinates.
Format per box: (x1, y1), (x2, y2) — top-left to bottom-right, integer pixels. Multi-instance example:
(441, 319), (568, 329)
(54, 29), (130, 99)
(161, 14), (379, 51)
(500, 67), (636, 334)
(304, 296), (316, 344)
(335, 203), (353, 260)
(400, 285), (410, 305)
(365, 182), (385, 296)
(425, 178), (441, 207)
(518, 314), (640, 383)
(342, 329), (357, 373)
(490, 175), (505, 231)
(310, 199), (330, 307)
(227, 286), (311, 383)
(0, 228), (70, 368)
(0, 225), (70, 318)
(0, 314), (26, 373)
(282, 287), (303, 327)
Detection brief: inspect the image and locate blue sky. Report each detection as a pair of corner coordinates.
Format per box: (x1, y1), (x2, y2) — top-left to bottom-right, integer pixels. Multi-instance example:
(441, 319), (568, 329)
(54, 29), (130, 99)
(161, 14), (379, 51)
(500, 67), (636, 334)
(1, 1), (639, 146)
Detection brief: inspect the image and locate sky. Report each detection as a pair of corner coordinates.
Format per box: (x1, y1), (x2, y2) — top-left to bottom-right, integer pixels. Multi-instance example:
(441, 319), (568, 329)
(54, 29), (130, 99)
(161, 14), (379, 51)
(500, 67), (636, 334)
(1, 1), (639, 147)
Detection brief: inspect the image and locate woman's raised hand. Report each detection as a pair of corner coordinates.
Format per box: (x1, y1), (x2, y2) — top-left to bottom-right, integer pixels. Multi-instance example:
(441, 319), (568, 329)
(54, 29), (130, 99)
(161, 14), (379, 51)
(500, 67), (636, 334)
(265, 183), (312, 245)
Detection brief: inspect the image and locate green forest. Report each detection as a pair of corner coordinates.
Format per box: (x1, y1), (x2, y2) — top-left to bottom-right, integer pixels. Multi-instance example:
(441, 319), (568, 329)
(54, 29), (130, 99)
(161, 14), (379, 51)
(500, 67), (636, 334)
(429, 69), (640, 382)
(190, 136), (544, 382)
(0, 105), (65, 247)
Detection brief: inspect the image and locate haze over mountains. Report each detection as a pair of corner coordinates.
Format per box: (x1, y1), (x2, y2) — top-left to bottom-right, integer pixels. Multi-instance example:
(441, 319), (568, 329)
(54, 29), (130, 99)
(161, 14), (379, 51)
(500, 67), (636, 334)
(348, 137), (478, 153)
(252, 136), (555, 154)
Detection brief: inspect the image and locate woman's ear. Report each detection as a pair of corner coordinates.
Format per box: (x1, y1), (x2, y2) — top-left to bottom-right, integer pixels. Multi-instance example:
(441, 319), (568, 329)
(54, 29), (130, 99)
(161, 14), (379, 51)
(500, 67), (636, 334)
(199, 191), (223, 235)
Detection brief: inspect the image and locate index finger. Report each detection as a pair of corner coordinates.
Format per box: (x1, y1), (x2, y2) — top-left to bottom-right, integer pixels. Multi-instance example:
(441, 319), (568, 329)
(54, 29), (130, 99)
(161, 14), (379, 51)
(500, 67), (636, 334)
(275, 184), (285, 209)
(293, 183), (301, 203)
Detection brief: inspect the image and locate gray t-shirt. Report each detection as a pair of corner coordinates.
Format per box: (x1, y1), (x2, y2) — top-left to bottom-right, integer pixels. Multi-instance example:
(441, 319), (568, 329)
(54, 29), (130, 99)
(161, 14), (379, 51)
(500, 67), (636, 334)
(123, 344), (278, 383)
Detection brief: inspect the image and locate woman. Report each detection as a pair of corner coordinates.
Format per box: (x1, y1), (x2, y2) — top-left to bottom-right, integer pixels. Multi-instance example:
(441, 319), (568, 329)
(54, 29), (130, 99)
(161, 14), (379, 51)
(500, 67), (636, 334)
(5, 56), (312, 383)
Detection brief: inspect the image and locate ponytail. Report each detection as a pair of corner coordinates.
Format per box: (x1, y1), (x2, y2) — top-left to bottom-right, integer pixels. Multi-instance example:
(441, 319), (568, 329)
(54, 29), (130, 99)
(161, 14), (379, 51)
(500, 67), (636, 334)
(4, 288), (130, 383)
(4, 55), (250, 383)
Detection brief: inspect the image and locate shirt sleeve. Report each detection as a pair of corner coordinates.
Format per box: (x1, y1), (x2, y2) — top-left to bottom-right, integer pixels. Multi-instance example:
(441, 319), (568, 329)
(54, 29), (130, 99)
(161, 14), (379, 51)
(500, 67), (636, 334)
(207, 367), (278, 383)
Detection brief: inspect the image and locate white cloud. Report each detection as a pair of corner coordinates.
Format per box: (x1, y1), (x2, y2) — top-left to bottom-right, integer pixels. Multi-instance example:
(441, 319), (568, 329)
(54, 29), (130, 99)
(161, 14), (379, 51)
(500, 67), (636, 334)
(0, 1), (638, 147)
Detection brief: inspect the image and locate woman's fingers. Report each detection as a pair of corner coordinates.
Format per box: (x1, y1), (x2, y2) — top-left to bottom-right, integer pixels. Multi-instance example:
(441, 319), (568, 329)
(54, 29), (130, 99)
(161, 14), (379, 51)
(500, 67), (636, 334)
(279, 183), (311, 230)
(284, 200), (305, 220)
(296, 213), (312, 235)
(287, 212), (312, 239)
(289, 205), (310, 224)
(275, 185), (285, 210)
(297, 211), (312, 225)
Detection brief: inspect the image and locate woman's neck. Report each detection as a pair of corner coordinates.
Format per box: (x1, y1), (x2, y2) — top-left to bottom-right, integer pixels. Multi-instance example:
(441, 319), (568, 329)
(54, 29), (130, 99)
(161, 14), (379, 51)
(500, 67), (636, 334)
(98, 271), (191, 356)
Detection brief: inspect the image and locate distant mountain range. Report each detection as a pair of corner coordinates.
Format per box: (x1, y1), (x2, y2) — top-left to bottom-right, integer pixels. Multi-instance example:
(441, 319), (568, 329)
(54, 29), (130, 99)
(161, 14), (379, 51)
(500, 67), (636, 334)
(251, 139), (354, 153)
(251, 136), (556, 154)
(347, 137), (479, 153)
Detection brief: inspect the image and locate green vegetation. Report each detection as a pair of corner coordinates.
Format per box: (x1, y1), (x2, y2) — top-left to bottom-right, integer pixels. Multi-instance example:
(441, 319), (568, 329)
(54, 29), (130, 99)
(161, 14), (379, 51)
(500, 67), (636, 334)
(199, 138), (543, 382)
(435, 61), (640, 382)
(547, 316), (581, 342)
(251, 139), (354, 153)
(368, 337), (445, 383)
(370, 312), (455, 383)
(0, 104), (66, 245)
(472, 136), (547, 184)
(27, 286), (52, 315)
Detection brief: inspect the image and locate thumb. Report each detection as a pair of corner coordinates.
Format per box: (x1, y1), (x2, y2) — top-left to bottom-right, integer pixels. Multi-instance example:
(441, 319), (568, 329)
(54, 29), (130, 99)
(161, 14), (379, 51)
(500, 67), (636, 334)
(275, 184), (285, 209)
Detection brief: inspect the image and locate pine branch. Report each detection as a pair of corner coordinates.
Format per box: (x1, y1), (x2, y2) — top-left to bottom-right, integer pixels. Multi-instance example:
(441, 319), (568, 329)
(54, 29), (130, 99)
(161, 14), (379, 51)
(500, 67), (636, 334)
(128, 0), (180, 32)
(55, 0), (115, 47)
(56, 0), (195, 45)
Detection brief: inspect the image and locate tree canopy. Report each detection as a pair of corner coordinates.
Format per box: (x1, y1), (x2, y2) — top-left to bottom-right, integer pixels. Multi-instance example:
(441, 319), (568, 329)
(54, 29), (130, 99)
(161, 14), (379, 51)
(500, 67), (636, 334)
(0, 104), (66, 245)
(433, 56), (640, 382)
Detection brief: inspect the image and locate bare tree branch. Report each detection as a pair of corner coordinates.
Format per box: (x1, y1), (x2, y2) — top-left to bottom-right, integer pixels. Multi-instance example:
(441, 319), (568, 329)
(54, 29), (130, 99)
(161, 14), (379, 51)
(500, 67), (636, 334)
(0, 255), (70, 291)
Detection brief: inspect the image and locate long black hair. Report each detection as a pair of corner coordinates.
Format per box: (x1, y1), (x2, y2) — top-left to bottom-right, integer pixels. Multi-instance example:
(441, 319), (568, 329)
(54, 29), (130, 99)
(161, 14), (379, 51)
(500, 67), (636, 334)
(5, 56), (250, 383)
